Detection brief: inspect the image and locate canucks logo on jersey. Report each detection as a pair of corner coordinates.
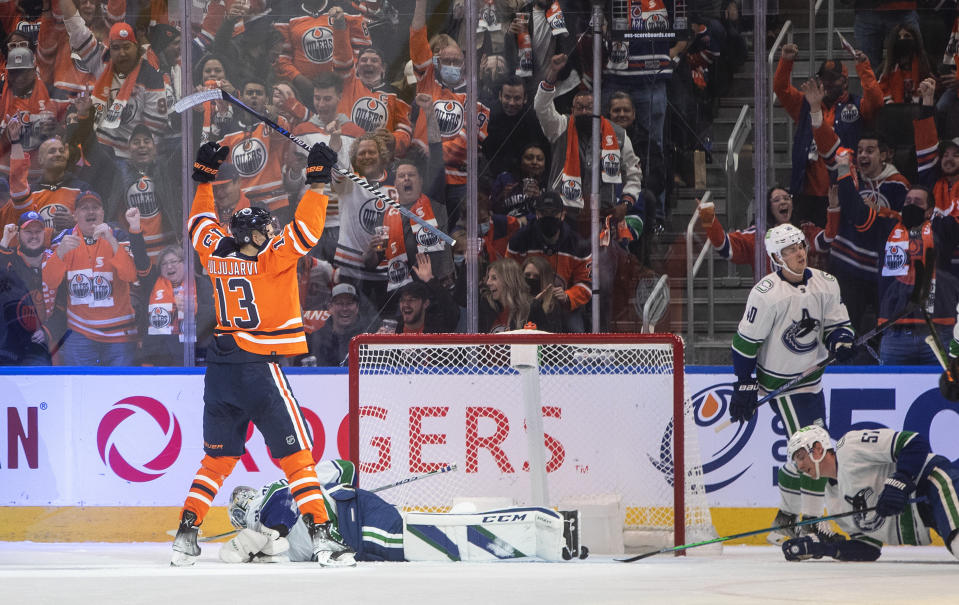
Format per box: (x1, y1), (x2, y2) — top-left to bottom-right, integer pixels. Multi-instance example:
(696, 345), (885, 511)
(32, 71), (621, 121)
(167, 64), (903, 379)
(846, 488), (886, 531)
(780, 308), (820, 354)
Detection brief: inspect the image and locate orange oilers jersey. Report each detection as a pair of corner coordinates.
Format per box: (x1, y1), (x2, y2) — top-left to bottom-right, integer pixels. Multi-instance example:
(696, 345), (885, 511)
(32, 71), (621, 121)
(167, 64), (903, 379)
(30, 185), (83, 229)
(410, 25), (489, 185)
(274, 14), (364, 83)
(41, 228), (139, 343)
(337, 74), (412, 157)
(188, 182), (328, 356)
(220, 122), (290, 212)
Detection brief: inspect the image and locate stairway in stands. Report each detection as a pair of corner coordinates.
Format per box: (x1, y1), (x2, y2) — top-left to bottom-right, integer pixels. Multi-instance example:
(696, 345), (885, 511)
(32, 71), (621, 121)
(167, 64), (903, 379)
(647, 5), (858, 364)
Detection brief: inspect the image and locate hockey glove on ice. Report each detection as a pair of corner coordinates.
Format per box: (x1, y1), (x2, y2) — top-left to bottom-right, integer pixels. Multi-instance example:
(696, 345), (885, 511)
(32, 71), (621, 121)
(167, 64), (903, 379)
(876, 472), (915, 517)
(826, 331), (856, 362)
(306, 142), (338, 184)
(193, 142), (230, 183)
(782, 535), (839, 561)
(729, 379), (759, 423)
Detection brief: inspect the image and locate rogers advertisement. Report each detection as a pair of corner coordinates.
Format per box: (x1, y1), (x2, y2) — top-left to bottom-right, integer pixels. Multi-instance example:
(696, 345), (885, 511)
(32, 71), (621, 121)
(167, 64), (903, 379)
(1, 368), (957, 507)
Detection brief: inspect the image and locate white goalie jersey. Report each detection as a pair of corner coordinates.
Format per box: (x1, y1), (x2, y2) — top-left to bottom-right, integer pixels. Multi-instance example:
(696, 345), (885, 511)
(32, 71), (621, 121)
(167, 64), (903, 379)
(732, 269), (853, 394)
(828, 429), (934, 548)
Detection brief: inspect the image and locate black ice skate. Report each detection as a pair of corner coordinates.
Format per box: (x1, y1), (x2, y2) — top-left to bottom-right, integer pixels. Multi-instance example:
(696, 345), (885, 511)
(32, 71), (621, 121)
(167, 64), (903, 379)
(560, 510), (589, 560)
(170, 510), (201, 567)
(800, 516), (845, 544)
(302, 513), (356, 567)
(766, 510), (799, 545)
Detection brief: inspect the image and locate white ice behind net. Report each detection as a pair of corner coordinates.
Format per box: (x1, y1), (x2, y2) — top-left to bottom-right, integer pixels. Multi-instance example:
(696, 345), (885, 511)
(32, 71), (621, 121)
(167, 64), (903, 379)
(354, 338), (716, 548)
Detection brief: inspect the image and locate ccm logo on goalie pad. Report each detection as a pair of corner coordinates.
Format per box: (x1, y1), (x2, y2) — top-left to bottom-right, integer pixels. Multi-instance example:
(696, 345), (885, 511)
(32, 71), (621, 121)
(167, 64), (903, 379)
(482, 514), (528, 523)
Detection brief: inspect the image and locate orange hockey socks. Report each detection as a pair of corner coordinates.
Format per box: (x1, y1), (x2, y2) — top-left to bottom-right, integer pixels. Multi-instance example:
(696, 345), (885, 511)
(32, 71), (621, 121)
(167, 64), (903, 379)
(279, 449), (329, 523)
(182, 454), (240, 524)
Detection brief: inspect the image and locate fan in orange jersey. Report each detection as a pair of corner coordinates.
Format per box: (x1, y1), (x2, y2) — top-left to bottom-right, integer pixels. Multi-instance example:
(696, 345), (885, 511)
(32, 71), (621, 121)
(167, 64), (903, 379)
(410, 0), (490, 224)
(0, 47), (59, 175)
(217, 79), (293, 218)
(20, 136), (91, 234)
(337, 46), (412, 157)
(41, 194), (150, 365)
(171, 141), (355, 568)
(274, 2), (365, 102)
(36, 0), (125, 112)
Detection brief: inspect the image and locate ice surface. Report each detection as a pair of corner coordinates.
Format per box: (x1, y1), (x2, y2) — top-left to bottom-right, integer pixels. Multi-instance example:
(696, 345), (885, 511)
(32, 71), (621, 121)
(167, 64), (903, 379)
(0, 542), (955, 605)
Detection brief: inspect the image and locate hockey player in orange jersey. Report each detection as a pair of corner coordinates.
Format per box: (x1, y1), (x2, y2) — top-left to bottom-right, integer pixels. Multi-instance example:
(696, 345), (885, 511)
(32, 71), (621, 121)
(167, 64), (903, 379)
(171, 140), (355, 568)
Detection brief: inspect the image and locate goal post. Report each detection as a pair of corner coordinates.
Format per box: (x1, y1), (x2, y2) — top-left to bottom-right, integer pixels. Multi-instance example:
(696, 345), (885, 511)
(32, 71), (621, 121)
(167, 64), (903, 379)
(348, 332), (716, 554)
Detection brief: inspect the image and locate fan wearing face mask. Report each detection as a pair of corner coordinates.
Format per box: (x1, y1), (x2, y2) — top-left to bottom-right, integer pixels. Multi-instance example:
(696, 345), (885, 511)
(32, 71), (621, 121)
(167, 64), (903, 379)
(833, 151), (959, 365)
(877, 24), (932, 105)
(506, 191), (591, 333)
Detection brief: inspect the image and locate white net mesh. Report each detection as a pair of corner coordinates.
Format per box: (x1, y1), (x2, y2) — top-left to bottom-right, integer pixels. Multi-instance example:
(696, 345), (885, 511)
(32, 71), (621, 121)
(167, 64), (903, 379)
(351, 334), (716, 548)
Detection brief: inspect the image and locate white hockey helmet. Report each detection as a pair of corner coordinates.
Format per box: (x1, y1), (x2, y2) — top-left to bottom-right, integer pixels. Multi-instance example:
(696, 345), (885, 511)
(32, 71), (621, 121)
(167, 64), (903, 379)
(787, 425), (832, 462)
(228, 485), (258, 529)
(765, 223), (807, 268)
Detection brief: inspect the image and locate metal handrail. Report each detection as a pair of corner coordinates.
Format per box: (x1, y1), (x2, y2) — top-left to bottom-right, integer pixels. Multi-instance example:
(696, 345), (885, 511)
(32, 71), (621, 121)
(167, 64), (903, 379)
(642, 274), (669, 333)
(685, 191), (713, 361)
(768, 20), (792, 186)
(726, 105), (752, 234)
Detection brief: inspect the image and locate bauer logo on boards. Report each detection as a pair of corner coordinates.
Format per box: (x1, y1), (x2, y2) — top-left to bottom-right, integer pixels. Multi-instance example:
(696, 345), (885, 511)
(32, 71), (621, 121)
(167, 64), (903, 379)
(97, 396), (182, 482)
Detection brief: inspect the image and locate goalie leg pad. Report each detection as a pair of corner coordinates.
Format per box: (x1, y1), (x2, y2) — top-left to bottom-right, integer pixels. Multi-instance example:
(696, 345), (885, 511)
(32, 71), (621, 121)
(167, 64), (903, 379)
(403, 507), (567, 562)
(220, 528), (270, 563)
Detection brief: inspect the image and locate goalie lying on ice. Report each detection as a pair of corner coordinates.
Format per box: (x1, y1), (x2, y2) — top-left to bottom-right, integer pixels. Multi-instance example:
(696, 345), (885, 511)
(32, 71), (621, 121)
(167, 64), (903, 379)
(221, 460), (583, 563)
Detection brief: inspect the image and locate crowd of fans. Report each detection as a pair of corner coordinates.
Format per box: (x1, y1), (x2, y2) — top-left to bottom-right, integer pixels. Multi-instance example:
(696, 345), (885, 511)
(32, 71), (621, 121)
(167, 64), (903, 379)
(3, 0), (956, 367)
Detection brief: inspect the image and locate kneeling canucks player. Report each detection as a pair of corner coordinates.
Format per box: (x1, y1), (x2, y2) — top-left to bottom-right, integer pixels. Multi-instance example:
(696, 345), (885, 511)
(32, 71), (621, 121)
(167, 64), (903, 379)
(782, 425), (959, 561)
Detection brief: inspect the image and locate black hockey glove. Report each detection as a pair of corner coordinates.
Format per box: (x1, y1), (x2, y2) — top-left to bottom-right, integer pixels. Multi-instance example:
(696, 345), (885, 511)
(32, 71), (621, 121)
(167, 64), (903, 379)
(875, 471), (914, 517)
(827, 331), (856, 362)
(782, 535), (838, 561)
(193, 142), (230, 183)
(729, 379), (759, 423)
(306, 142), (338, 184)
(939, 359), (959, 402)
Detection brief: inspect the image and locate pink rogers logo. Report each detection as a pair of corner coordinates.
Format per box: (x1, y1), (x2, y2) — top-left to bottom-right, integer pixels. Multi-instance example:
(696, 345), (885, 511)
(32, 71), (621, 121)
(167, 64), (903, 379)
(97, 396), (182, 482)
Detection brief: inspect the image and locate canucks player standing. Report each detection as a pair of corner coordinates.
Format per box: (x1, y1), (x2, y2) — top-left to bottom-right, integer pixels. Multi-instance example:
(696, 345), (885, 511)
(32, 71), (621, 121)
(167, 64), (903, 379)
(730, 224), (856, 542)
(783, 425), (959, 561)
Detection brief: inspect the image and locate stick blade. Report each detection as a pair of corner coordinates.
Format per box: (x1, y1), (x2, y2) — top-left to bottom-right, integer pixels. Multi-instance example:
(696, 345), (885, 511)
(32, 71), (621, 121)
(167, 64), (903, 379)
(616, 548), (667, 562)
(172, 89), (224, 113)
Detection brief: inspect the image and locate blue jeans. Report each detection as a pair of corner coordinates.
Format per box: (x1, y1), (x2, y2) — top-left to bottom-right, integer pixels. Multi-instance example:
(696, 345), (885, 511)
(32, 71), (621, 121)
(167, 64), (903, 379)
(854, 10), (919, 70)
(879, 324), (953, 366)
(602, 76), (667, 214)
(59, 331), (136, 366)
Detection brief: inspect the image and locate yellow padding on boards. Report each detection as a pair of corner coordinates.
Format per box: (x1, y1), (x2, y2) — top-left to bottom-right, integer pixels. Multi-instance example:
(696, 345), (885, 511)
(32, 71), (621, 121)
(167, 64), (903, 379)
(0, 506), (947, 545)
(0, 507), (233, 542)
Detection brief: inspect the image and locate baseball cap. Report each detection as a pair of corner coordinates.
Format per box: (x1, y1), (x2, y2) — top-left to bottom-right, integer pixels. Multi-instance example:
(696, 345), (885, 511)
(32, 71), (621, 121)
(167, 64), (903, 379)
(398, 280), (430, 301)
(533, 191), (564, 214)
(817, 59), (848, 79)
(6, 47), (35, 70)
(212, 163), (239, 185)
(331, 283), (358, 300)
(941, 137), (959, 153)
(110, 22), (136, 44)
(76, 190), (104, 208)
(18, 210), (43, 228)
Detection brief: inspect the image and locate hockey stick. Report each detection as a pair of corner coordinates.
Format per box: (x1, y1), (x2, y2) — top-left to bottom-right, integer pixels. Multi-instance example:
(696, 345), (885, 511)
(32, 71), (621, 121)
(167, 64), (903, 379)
(926, 334), (949, 371)
(368, 462), (458, 493)
(715, 258), (932, 433)
(617, 497), (925, 562)
(166, 464), (458, 541)
(172, 89), (455, 246)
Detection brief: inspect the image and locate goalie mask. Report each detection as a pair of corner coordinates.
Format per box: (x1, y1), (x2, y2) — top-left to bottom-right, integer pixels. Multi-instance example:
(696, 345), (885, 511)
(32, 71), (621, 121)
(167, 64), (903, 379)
(765, 223), (807, 277)
(787, 425), (832, 479)
(231, 207), (278, 250)
(228, 485), (258, 529)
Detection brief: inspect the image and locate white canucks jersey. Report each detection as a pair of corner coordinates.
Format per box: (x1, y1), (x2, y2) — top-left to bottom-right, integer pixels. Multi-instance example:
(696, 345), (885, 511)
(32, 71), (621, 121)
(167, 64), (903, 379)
(828, 429), (934, 549)
(733, 269), (852, 394)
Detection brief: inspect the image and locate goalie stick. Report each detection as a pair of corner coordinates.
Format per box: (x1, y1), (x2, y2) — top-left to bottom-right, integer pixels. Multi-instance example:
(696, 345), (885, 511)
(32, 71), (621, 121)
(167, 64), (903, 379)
(716, 258), (932, 433)
(617, 497), (925, 562)
(166, 464), (458, 541)
(172, 88), (455, 246)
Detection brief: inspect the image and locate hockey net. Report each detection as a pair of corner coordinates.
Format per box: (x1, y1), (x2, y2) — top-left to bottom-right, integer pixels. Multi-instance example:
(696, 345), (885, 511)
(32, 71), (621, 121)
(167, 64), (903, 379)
(349, 333), (717, 551)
